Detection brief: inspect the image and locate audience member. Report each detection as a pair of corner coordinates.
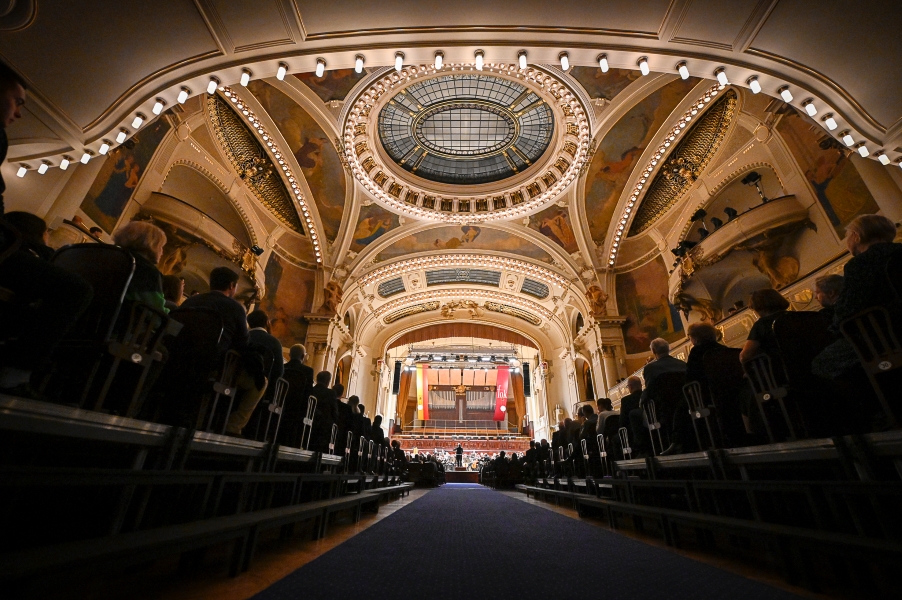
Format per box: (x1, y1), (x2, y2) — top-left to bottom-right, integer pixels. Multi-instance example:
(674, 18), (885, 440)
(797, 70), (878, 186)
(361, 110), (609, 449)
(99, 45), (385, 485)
(739, 288), (790, 368)
(161, 275), (184, 311)
(308, 370), (338, 452)
(595, 397), (618, 438)
(2, 212), (53, 260)
(236, 309), (284, 436)
(359, 402), (373, 441)
(814, 274), (843, 324)
(112, 221), (167, 314)
(246, 310), (284, 388)
(618, 376), (643, 457)
(279, 344), (313, 447)
(636, 338), (687, 454)
(0, 61), (26, 214)
(179, 267), (248, 354)
(371, 414), (386, 448)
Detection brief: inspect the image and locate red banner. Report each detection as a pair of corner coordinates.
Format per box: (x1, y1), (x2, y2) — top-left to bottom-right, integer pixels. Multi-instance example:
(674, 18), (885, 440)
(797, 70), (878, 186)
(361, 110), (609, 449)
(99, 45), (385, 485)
(494, 365), (509, 421)
(422, 364), (430, 421)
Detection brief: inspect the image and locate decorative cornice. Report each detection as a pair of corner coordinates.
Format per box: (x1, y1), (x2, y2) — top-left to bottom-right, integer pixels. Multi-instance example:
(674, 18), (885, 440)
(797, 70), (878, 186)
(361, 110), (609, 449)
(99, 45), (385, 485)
(484, 301), (542, 325)
(357, 254), (570, 288)
(383, 301), (440, 324)
(373, 289), (555, 321)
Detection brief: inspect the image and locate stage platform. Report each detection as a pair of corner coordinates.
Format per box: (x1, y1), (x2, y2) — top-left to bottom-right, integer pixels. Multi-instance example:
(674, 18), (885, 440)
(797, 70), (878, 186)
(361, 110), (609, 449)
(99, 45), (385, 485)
(445, 471), (479, 483)
(396, 437), (531, 453)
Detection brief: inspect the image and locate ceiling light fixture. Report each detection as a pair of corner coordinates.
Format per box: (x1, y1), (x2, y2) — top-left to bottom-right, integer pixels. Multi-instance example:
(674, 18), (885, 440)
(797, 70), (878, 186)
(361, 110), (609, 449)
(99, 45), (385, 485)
(714, 67), (728, 86)
(131, 113), (145, 129)
(474, 49), (485, 71)
(177, 87), (190, 103)
(394, 52), (404, 72)
(840, 130), (854, 146)
(434, 51), (444, 69)
(802, 99), (817, 116)
(38, 161), (50, 174)
(677, 61), (689, 80)
(16, 165), (27, 178)
(239, 69), (251, 87)
(80, 151), (93, 164)
(778, 86), (793, 102)
(354, 55), (365, 74)
(747, 76), (761, 94)
(207, 77), (220, 94)
(822, 113), (838, 130)
(598, 54), (609, 72)
(98, 140), (112, 155)
(59, 156), (71, 170)
(315, 58), (326, 78)
(638, 56), (650, 76)
(559, 52), (569, 71)
(518, 50), (527, 70)
(875, 151), (891, 165)
(116, 128), (129, 144)
(152, 98), (166, 115)
(276, 62), (288, 80)
(856, 143), (869, 157)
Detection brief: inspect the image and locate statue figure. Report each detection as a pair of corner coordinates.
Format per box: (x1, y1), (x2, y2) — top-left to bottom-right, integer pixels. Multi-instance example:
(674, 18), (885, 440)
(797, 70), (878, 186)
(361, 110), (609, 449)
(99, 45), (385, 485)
(585, 285), (608, 318)
(320, 280), (343, 314)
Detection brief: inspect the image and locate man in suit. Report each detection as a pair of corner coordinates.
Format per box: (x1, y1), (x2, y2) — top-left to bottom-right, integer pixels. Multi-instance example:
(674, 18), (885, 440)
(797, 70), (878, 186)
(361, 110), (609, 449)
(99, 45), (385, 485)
(455, 443), (464, 467)
(617, 376), (644, 458)
(232, 310), (284, 437)
(308, 371), (338, 453)
(279, 344), (314, 447)
(635, 338), (687, 455)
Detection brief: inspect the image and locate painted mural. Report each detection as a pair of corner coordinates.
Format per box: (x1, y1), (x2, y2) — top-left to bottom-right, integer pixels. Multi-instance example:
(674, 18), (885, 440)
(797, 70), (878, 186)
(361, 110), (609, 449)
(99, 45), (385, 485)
(616, 256), (684, 355)
(528, 205), (579, 254)
(350, 203), (399, 253)
(584, 78), (698, 245)
(247, 81), (346, 242)
(294, 69), (367, 103)
(775, 107), (878, 235)
(80, 119), (171, 232)
(261, 252), (316, 347)
(569, 67), (639, 101)
(376, 225), (554, 263)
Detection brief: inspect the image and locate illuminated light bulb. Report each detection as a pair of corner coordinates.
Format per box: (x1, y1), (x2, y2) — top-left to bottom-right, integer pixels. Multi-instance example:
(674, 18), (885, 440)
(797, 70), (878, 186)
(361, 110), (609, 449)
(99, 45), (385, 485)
(354, 55), (364, 74)
(475, 50), (484, 71)
(16, 165), (27, 177)
(778, 86), (793, 102)
(638, 57), (650, 76)
(856, 144), (869, 157)
(598, 53), (609, 72)
(98, 140), (112, 155)
(276, 63), (288, 80)
(822, 114), (838, 130)
(177, 87), (190, 103)
(59, 156), (71, 170)
(38, 161), (50, 174)
(116, 129), (128, 144)
(715, 68), (728, 86)
(803, 99), (817, 116)
(240, 69), (251, 86)
(876, 152), (891, 165)
(80, 152), (92, 164)
(131, 113), (145, 129)
(747, 76), (761, 94)
(206, 77), (219, 94)
(677, 61), (689, 80)
(315, 58), (326, 77)
(518, 51), (527, 69)
(394, 52), (404, 72)
(152, 98), (165, 115)
(840, 131), (854, 146)
(434, 51), (444, 69)
(559, 52), (569, 71)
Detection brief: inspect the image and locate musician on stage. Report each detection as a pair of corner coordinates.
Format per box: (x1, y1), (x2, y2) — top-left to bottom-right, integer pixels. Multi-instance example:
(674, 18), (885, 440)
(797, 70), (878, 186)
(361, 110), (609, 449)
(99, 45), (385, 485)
(455, 443), (463, 467)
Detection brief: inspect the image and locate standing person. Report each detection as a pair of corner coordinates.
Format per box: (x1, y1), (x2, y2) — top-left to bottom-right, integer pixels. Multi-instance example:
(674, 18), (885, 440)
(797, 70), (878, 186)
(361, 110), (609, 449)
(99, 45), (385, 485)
(234, 309), (284, 437)
(636, 338), (687, 455)
(280, 344), (314, 447)
(455, 443), (464, 468)
(308, 371), (338, 452)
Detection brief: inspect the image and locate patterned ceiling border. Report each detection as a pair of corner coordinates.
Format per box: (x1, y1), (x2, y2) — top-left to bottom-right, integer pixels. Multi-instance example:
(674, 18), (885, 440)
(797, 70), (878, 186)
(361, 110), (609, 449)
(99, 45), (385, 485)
(357, 253), (570, 288)
(383, 301), (440, 324)
(373, 288), (555, 321)
(484, 301), (542, 325)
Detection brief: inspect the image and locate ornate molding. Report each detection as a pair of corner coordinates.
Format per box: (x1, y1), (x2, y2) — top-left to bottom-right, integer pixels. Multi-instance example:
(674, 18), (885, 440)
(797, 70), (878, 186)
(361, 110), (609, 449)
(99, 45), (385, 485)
(357, 253), (570, 288)
(373, 288), (555, 321)
(383, 301), (440, 324)
(484, 301), (542, 325)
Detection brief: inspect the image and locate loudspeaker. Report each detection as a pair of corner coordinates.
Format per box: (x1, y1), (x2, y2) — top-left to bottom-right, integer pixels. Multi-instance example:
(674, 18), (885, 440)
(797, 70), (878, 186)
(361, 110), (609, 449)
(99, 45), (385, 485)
(391, 360), (402, 395)
(523, 362), (531, 397)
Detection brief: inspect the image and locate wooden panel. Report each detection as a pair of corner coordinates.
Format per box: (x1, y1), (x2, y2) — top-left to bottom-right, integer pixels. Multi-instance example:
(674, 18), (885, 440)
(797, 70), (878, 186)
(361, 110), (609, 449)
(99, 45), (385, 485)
(450, 369), (462, 386)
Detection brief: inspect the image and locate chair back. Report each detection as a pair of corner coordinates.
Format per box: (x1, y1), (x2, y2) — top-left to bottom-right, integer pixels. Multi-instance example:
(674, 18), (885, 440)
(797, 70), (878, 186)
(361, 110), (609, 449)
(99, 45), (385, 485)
(301, 395), (317, 450)
(702, 347), (748, 445)
(887, 252), (902, 303)
(618, 427), (632, 460)
(840, 307), (902, 427)
(52, 244), (135, 341)
(743, 354), (793, 442)
(328, 423), (338, 455)
(773, 311), (835, 384)
(262, 377), (289, 443)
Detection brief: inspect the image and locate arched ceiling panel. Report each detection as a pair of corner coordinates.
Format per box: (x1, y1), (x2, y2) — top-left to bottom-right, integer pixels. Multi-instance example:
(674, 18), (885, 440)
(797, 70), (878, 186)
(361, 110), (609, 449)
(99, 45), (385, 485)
(567, 67), (641, 102)
(374, 224), (555, 265)
(527, 204), (580, 254)
(294, 69), (367, 103)
(388, 323), (536, 350)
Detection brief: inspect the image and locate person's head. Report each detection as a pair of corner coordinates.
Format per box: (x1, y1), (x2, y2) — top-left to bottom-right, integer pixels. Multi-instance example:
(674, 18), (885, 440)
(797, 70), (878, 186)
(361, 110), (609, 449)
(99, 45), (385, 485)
(161, 275), (185, 304)
(557, 421), (564, 431)
(89, 226), (103, 237)
(113, 221), (167, 264)
(596, 397), (614, 411)
(247, 309), (270, 331)
(845, 214), (896, 256)
(0, 62), (26, 128)
(575, 405), (584, 418)
(3, 211), (47, 246)
(582, 404), (595, 416)
(649, 338), (670, 358)
(315, 370), (332, 386)
(289, 344), (306, 362)
(814, 274), (844, 308)
(499, 451), (506, 458)
(373, 414), (382, 427)
(627, 375), (643, 393)
(347, 394), (359, 408)
(749, 288), (790, 317)
(332, 382), (345, 398)
(687, 321), (718, 346)
(209, 266), (240, 296)
(563, 418), (572, 427)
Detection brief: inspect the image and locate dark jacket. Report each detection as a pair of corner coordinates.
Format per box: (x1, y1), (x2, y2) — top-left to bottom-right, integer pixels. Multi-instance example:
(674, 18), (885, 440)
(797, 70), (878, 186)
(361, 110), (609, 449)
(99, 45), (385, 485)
(641, 355), (688, 404)
(685, 340), (730, 392)
(247, 328), (284, 384)
(180, 291), (248, 355)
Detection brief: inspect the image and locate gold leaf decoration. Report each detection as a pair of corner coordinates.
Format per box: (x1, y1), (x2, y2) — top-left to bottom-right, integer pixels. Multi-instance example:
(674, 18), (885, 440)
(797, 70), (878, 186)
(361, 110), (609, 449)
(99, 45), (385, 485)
(383, 301), (440, 324)
(629, 90), (738, 236)
(484, 301), (542, 325)
(207, 94), (304, 234)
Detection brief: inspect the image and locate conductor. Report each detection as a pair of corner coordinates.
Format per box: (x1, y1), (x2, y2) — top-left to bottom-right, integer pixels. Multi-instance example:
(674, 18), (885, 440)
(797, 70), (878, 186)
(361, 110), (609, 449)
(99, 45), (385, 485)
(455, 444), (463, 467)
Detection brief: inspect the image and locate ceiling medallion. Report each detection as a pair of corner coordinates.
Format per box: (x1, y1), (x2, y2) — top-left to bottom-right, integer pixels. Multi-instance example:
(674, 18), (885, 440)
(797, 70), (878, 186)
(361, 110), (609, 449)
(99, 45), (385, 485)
(343, 64), (591, 223)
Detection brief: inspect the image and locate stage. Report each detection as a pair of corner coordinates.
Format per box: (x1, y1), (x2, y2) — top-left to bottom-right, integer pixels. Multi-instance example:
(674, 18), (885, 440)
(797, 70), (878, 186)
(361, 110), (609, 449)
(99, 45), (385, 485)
(445, 470), (479, 483)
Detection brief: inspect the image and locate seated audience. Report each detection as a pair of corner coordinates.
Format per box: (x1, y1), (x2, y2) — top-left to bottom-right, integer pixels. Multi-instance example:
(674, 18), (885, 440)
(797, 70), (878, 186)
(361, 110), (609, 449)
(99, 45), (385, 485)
(595, 397), (618, 438)
(112, 221), (168, 314)
(618, 376), (643, 457)
(179, 267), (249, 354)
(2, 211), (53, 260)
(371, 414), (386, 448)
(161, 275), (184, 311)
(635, 338), (687, 455)
(739, 288), (790, 369)
(279, 343), (313, 447)
(814, 274), (844, 324)
(236, 310), (284, 436)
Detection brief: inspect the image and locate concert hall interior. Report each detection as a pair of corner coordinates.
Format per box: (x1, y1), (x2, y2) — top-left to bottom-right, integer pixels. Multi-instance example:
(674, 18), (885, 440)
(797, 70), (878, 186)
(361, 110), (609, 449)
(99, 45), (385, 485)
(2, 1), (902, 598)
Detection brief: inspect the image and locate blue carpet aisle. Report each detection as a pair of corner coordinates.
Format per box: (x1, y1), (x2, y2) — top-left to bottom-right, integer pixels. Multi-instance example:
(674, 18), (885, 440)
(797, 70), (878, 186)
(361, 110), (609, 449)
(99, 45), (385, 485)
(252, 484), (800, 600)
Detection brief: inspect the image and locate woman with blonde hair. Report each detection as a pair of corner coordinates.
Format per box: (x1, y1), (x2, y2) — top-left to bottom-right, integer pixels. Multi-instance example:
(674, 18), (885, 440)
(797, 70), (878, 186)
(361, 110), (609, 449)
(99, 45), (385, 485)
(112, 220), (168, 314)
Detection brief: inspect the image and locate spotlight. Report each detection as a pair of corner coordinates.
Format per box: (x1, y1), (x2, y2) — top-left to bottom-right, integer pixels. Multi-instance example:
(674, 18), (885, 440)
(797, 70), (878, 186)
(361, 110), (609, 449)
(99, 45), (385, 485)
(59, 156), (71, 170)
(432, 355), (443, 361)
(434, 51), (444, 69)
(354, 55), (365, 73)
(177, 87), (190, 103)
(80, 151), (93, 164)
(276, 63), (288, 80)
(822, 113), (838, 130)
(474, 49), (484, 71)
(250, 245), (264, 256)
(677, 61), (689, 80)
(747, 76), (761, 94)
(116, 128), (128, 144)
(240, 69), (251, 87)
(698, 226), (709, 239)
(559, 52), (569, 71)
(152, 98), (166, 115)
(38, 161), (50, 174)
(394, 52), (404, 72)
(724, 207), (738, 221)
(710, 217), (724, 230)
(518, 50), (527, 69)
(98, 140), (112, 155)
(207, 77), (220, 94)
(778, 86), (793, 102)
(690, 209), (707, 222)
(856, 143), (869, 157)
(741, 170), (768, 203)
(467, 357), (478, 363)
(876, 152), (891, 166)
(131, 112), (145, 129)
(597, 53), (609, 72)
(840, 131), (854, 146)
(16, 165), (27, 178)
(638, 57), (650, 76)
(714, 67), (728, 86)
(802, 99), (817, 116)
(315, 58), (326, 77)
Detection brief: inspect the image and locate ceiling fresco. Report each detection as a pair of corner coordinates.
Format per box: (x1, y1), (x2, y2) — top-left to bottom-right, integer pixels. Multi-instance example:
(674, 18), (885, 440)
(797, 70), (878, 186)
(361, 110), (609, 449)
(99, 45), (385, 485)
(350, 203), (400, 253)
(294, 69), (368, 103)
(568, 67), (640, 101)
(527, 204), (580, 254)
(375, 224), (554, 264)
